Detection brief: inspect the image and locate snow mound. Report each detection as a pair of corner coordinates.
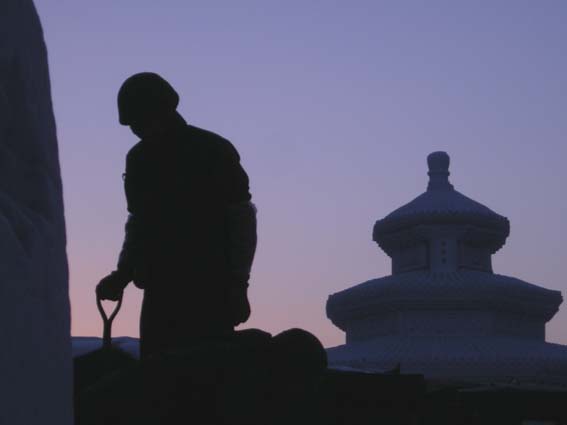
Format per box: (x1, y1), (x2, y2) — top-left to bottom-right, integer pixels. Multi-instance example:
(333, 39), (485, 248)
(72, 337), (140, 358)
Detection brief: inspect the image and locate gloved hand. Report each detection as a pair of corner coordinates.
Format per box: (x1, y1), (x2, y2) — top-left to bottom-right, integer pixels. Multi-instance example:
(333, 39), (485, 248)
(96, 270), (130, 301)
(228, 277), (251, 326)
(133, 263), (151, 289)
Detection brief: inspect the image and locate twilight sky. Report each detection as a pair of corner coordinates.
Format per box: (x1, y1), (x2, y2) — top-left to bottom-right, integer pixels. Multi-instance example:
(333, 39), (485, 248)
(35, 1), (566, 347)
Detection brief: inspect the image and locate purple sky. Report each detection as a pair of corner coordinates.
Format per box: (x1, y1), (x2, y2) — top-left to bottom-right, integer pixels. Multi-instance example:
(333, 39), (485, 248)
(35, 1), (567, 347)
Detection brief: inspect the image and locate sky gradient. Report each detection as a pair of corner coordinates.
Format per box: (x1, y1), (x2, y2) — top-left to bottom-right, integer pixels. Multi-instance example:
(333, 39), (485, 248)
(35, 1), (567, 347)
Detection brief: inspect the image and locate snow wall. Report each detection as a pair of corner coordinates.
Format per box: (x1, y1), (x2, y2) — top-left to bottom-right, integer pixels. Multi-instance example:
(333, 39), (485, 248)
(0, 1), (72, 424)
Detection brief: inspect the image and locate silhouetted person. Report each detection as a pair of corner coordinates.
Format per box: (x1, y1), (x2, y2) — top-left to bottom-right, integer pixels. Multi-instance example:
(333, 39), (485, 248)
(96, 72), (257, 360)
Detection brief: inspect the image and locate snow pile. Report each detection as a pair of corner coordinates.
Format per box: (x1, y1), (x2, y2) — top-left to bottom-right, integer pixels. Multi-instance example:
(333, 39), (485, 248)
(0, 1), (71, 424)
(73, 337), (140, 358)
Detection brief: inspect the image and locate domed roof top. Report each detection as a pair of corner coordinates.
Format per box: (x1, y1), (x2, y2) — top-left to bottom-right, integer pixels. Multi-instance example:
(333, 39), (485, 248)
(373, 152), (510, 250)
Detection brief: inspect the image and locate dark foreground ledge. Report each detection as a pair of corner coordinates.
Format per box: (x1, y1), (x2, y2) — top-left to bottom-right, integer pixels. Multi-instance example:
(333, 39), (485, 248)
(73, 336), (567, 425)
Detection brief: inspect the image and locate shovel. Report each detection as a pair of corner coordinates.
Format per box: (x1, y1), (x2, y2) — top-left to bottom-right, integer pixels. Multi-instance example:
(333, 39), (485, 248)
(74, 293), (143, 424)
(74, 293), (137, 393)
(97, 292), (123, 350)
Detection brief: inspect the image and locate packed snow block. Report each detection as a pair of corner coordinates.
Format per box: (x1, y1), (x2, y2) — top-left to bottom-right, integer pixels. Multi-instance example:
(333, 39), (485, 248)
(76, 329), (328, 425)
(74, 346), (137, 396)
(0, 1), (71, 425)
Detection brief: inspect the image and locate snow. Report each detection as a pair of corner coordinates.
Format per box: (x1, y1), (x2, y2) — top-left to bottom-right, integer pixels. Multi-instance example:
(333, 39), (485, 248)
(73, 337), (140, 359)
(0, 1), (71, 424)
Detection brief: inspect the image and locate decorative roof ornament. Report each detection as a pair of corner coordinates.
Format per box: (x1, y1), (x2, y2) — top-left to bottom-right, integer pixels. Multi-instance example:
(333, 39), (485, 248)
(427, 151), (453, 191)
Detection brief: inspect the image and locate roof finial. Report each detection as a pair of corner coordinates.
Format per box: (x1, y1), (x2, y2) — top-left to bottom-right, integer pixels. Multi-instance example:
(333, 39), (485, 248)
(427, 151), (453, 191)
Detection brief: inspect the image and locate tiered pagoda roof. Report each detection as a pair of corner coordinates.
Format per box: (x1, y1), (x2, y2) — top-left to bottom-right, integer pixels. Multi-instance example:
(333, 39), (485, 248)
(326, 152), (567, 385)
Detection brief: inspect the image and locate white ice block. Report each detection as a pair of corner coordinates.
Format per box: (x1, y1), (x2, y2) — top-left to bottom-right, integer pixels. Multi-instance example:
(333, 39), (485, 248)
(0, 1), (72, 424)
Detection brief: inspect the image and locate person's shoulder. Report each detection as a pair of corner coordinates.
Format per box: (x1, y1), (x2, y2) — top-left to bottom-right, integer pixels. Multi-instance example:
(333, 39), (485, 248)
(186, 124), (227, 142)
(126, 140), (144, 161)
(186, 124), (240, 159)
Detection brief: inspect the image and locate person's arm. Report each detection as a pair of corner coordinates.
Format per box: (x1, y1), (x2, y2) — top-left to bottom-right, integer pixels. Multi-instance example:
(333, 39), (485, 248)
(115, 213), (136, 285)
(96, 153), (139, 300)
(217, 139), (256, 325)
(95, 214), (134, 301)
(219, 140), (257, 281)
(226, 201), (257, 283)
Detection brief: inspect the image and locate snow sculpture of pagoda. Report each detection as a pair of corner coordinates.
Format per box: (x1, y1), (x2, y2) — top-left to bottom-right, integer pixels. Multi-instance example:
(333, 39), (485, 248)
(326, 151), (567, 384)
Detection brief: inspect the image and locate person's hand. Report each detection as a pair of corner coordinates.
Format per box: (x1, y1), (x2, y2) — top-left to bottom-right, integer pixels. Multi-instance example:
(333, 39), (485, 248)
(133, 263), (151, 289)
(96, 271), (128, 301)
(228, 276), (251, 326)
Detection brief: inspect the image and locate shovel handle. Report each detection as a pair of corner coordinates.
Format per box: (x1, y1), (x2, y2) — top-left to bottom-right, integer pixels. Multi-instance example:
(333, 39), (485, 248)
(96, 293), (123, 349)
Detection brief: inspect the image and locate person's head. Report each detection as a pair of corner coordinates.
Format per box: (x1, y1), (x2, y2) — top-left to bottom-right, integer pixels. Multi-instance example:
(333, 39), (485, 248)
(117, 72), (179, 139)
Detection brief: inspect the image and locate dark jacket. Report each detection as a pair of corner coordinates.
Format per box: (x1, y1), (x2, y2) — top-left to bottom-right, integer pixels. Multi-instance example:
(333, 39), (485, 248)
(116, 115), (256, 358)
(118, 115), (252, 283)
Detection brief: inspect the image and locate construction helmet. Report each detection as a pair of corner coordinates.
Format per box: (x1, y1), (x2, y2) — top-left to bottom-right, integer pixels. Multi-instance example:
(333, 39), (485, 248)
(117, 72), (179, 125)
